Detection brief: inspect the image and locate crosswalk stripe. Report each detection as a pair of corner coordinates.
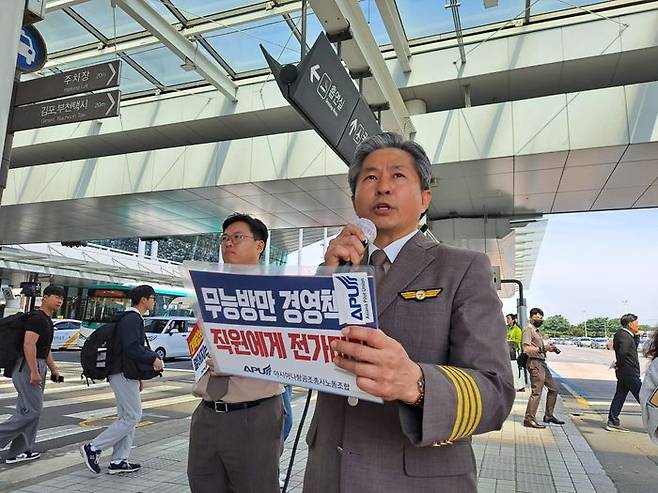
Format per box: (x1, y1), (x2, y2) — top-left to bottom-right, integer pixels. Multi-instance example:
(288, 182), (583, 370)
(0, 382), (110, 401)
(0, 425), (100, 451)
(40, 385), (183, 408)
(65, 395), (199, 420)
(0, 374), (81, 390)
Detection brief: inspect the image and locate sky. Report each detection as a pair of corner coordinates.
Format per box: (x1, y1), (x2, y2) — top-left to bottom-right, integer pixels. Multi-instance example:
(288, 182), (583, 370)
(501, 208), (658, 326)
(288, 208), (658, 326)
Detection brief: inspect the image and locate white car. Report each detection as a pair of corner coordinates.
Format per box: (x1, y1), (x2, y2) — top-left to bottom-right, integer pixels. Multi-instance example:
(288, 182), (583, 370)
(51, 319), (84, 350)
(144, 317), (196, 361)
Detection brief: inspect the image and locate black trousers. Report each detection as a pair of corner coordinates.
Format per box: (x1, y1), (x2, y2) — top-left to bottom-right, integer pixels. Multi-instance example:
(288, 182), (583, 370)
(607, 370), (641, 425)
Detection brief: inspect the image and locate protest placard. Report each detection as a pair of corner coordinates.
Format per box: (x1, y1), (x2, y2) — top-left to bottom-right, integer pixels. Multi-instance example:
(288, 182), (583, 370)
(183, 264), (382, 403)
(186, 322), (209, 382)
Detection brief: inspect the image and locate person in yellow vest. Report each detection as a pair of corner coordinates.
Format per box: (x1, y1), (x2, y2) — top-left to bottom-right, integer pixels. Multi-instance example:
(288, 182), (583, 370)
(506, 314), (526, 392)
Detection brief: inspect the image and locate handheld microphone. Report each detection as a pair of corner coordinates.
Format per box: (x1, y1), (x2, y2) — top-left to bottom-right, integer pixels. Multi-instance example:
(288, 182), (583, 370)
(338, 218), (377, 266)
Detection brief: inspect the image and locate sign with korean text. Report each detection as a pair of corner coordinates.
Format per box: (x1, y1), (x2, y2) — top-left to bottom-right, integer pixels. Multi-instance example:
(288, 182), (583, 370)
(184, 265), (382, 403)
(15, 60), (121, 106)
(187, 322), (209, 382)
(262, 33), (381, 166)
(10, 90), (120, 132)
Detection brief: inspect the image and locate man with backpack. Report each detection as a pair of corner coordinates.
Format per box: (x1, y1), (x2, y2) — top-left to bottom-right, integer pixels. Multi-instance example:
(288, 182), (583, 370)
(0, 285), (65, 464)
(80, 284), (164, 475)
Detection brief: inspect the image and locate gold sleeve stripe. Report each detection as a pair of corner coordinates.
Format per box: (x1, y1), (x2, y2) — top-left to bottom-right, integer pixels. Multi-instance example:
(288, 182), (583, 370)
(438, 366), (465, 442)
(452, 367), (482, 437)
(446, 367), (475, 440)
(447, 367), (476, 439)
(438, 366), (483, 441)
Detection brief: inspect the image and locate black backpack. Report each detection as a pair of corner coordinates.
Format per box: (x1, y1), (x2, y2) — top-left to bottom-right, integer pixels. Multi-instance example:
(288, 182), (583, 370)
(0, 312), (29, 378)
(80, 320), (119, 384)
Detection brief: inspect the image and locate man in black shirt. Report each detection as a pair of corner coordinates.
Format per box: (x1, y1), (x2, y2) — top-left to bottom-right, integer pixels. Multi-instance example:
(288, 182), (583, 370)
(80, 285), (164, 475)
(0, 285), (64, 464)
(606, 313), (642, 432)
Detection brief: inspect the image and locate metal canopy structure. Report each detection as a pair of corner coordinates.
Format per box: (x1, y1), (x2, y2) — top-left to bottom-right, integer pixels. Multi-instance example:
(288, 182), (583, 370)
(33, 0), (613, 101)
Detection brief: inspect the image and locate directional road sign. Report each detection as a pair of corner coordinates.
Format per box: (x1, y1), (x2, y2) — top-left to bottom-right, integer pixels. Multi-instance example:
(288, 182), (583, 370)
(11, 90), (120, 132)
(262, 33), (381, 166)
(15, 60), (121, 106)
(16, 25), (47, 73)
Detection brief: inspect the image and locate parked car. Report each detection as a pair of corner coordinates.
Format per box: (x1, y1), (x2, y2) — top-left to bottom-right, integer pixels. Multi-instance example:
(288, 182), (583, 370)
(51, 319), (83, 350)
(576, 337), (592, 348)
(591, 337), (609, 349)
(144, 316), (196, 360)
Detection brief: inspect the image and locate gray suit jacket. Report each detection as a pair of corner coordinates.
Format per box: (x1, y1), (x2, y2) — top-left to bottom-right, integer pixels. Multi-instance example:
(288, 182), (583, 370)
(303, 232), (515, 493)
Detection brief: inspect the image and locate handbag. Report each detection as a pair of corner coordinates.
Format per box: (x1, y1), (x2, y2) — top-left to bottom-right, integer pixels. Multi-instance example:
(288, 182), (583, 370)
(517, 352), (529, 369)
(508, 342), (518, 361)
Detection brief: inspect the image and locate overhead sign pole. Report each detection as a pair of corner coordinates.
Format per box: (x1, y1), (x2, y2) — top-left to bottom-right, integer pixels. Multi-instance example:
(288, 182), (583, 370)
(261, 33), (381, 167)
(1, 1), (37, 207)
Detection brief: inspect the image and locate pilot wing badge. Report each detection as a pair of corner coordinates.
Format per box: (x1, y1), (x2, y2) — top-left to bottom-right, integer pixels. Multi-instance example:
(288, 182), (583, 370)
(399, 288), (443, 301)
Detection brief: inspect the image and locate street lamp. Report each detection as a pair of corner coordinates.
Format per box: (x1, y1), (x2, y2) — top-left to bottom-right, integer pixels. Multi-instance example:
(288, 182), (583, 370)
(582, 310), (588, 338)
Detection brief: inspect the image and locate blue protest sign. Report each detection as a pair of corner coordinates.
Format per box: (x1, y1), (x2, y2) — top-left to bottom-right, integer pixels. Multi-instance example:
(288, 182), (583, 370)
(184, 265), (383, 403)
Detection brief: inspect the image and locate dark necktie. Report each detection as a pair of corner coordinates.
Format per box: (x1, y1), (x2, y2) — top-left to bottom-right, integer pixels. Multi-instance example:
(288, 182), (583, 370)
(370, 249), (391, 286)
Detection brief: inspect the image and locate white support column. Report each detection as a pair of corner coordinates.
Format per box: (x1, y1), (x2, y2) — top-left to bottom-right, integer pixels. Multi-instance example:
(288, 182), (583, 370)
(374, 0), (411, 72)
(0, 1), (24, 205)
(264, 228), (271, 265)
(322, 227), (328, 255)
(137, 239), (146, 257)
(150, 240), (158, 259)
(45, 0), (91, 12)
(297, 228), (304, 267)
(114, 0), (237, 101)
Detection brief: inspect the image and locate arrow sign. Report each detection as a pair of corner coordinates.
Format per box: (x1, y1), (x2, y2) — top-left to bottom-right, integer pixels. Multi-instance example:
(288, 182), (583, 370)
(14, 60), (122, 106)
(106, 62), (117, 86)
(105, 92), (116, 116)
(310, 64), (321, 83)
(11, 90), (121, 132)
(349, 118), (358, 135)
(262, 33), (381, 166)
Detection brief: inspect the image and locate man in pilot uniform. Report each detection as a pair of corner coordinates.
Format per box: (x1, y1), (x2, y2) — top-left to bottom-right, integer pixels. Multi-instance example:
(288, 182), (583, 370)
(302, 132), (515, 492)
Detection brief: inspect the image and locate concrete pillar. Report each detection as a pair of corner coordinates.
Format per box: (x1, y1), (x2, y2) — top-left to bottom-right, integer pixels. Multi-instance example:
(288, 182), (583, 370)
(264, 228), (271, 265)
(297, 228), (304, 266)
(0, 1), (24, 205)
(137, 239), (146, 257)
(404, 98), (427, 115)
(150, 240), (158, 259)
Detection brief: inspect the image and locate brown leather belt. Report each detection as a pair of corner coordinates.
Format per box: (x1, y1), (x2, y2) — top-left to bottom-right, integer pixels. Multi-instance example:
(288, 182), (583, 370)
(202, 395), (275, 413)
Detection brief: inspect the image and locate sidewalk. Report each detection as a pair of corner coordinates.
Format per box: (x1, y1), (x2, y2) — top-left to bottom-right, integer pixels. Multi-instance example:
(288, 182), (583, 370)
(1, 390), (618, 493)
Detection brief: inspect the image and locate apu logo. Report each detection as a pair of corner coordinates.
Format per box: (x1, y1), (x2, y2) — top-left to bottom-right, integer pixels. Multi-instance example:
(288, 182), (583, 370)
(244, 364), (272, 376)
(336, 275), (363, 321)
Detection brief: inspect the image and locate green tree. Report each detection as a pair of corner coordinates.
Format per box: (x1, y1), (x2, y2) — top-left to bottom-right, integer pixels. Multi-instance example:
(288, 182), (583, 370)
(585, 317), (609, 337)
(542, 315), (571, 337)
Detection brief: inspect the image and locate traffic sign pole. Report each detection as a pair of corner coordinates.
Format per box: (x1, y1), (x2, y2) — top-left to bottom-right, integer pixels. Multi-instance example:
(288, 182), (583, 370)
(0, 0), (24, 207)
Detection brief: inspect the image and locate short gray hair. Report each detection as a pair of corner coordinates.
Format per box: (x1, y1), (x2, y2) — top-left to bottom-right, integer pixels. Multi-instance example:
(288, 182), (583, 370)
(347, 132), (432, 195)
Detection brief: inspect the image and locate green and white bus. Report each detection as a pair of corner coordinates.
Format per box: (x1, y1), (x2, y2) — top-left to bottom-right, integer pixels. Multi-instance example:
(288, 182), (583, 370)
(81, 283), (193, 329)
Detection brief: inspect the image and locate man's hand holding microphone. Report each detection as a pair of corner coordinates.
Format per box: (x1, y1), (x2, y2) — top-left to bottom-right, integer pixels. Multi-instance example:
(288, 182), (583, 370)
(325, 219), (424, 405)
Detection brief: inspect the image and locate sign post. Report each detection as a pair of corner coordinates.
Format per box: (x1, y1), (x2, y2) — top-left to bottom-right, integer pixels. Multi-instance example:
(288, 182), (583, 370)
(11, 90), (121, 132)
(262, 33), (381, 166)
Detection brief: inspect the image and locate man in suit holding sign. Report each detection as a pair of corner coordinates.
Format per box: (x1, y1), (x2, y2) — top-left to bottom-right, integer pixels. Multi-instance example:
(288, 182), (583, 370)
(303, 132), (514, 492)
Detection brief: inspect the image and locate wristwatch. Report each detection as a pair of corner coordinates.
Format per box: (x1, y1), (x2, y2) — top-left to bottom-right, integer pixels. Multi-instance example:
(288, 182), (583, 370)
(411, 367), (425, 407)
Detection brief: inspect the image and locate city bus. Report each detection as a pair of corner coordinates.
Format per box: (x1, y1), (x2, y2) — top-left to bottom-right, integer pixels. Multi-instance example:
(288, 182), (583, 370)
(81, 283), (193, 329)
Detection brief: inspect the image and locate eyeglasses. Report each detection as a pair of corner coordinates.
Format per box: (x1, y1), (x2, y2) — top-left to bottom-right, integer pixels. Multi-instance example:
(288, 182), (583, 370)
(220, 232), (256, 244)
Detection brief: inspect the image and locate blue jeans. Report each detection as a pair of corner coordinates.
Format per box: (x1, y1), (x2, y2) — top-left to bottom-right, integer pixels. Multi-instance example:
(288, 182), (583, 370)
(282, 385), (293, 441)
